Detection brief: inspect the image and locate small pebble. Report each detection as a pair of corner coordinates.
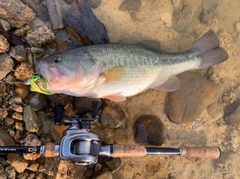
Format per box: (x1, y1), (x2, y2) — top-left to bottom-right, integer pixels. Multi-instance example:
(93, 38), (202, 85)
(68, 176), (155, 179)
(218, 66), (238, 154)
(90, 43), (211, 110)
(23, 105), (42, 133)
(100, 106), (125, 128)
(8, 129), (15, 138)
(0, 128), (15, 146)
(14, 62), (34, 81)
(0, 96), (3, 106)
(9, 96), (22, 104)
(13, 130), (22, 142)
(94, 170), (113, 179)
(94, 163), (103, 172)
(172, 0), (181, 8)
(9, 45), (28, 62)
(30, 47), (45, 54)
(27, 163), (39, 172)
(0, 19), (11, 32)
(13, 25), (30, 37)
(29, 93), (49, 111)
(73, 97), (99, 114)
(9, 104), (23, 113)
(4, 74), (16, 84)
(15, 122), (24, 131)
(15, 85), (30, 100)
(119, 0), (141, 11)
(0, 54), (14, 80)
(0, 35), (9, 53)
(5, 166), (16, 179)
(0, 108), (8, 121)
(4, 117), (15, 128)
(106, 158), (121, 172)
(199, 10), (213, 25)
(12, 112), (23, 121)
(236, 23), (240, 32)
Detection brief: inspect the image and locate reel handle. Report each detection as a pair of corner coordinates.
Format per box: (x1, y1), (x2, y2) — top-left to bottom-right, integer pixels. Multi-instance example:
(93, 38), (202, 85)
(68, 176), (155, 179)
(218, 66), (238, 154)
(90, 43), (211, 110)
(92, 100), (101, 121)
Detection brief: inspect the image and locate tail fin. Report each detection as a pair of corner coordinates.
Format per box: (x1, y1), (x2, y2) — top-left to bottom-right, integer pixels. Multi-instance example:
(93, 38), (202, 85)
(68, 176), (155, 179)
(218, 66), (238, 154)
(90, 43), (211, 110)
(191, 30), (229, 69)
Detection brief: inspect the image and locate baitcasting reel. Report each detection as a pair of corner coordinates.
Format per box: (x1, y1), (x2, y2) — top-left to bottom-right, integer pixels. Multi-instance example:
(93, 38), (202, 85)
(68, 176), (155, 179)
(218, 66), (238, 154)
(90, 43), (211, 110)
(59, 100), (102, 165)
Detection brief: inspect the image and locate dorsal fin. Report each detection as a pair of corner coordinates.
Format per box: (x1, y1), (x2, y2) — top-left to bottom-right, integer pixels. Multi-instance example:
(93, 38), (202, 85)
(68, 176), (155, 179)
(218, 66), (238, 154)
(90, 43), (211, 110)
(137, 40), (161, 52)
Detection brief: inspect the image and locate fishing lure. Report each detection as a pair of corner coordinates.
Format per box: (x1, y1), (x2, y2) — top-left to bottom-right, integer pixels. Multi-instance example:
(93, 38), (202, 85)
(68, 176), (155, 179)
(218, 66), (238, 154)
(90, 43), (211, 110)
(28, 73), (52, 95)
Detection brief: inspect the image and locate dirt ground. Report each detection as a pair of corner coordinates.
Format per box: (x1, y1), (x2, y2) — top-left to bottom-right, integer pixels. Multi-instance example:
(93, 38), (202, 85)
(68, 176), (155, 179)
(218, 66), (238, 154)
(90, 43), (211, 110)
(91, 0), (240, 178)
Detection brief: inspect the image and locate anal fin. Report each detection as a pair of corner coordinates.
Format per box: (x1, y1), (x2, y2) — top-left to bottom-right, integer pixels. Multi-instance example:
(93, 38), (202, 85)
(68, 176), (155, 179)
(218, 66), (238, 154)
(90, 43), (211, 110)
(103, 93), (126, 102)
(151, 75), (181, 92)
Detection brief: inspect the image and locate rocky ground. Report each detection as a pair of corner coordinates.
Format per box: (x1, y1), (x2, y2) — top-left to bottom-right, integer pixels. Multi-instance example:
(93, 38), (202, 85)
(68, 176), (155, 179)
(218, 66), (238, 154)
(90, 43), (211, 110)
(0, 0), (240, 178)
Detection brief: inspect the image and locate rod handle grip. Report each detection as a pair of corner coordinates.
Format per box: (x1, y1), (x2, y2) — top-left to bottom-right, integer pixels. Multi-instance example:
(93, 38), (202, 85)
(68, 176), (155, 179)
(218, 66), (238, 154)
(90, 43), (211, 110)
(112, 145), (146, 158)
(181, 147), (221, 158)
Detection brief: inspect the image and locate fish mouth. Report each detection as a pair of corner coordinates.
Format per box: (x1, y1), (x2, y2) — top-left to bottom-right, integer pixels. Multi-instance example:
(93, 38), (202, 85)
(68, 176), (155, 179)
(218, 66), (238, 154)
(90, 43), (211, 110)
(38, 61), (61, 82)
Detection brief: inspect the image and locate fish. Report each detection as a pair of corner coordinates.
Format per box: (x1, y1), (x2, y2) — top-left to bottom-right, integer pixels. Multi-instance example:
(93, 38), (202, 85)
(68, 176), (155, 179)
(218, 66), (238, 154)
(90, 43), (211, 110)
(38, 30), (228, 102)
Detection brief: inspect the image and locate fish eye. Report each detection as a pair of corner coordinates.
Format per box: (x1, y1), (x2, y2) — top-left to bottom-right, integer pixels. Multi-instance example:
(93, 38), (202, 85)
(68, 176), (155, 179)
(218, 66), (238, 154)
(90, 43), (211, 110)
(53, 57), (61, 63)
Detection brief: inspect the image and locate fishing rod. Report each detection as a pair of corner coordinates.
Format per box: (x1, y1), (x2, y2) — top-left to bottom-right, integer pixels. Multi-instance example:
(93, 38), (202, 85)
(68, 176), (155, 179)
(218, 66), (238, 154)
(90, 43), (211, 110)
(0, 100), (221, 165)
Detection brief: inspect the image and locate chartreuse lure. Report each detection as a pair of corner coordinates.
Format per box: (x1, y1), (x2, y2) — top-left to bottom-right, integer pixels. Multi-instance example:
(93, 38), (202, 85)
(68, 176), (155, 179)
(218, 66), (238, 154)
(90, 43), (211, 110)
(28, 73), (52, 95)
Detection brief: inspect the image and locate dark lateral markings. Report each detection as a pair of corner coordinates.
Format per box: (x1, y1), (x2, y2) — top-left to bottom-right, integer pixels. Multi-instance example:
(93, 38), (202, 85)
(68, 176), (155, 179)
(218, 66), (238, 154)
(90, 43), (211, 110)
(101, 57), (166, 68)
(100, 54), (192, 68)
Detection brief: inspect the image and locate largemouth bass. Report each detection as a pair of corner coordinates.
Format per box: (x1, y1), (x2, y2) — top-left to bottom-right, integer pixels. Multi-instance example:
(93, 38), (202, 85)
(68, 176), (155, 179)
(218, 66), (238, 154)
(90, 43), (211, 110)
(38, 30), (228, 101)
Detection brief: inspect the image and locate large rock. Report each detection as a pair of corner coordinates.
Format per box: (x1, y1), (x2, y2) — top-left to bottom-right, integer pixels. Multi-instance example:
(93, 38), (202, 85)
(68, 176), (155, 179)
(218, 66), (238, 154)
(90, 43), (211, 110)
(0, 0), (35, 28)
(25, 26), (55, 46)
(64, 1), (109, 45)
(7, 153), (29, 173)
(14, 62), (34, 81)
(165, 72), (221, 124)
(23, 105), (42, 133)
(0, 54), (14, 80)
(21, 0), (49, 22)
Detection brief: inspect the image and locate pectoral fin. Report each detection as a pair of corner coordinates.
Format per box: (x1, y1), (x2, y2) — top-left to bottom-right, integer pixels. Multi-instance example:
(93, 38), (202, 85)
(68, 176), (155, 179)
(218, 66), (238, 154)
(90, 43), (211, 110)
(151, 75), (181, 92)
(103, 66), (125, 82)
